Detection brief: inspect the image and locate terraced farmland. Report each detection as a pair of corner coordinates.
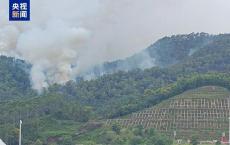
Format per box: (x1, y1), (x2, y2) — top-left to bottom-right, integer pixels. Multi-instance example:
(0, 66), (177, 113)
(106, 86), (230, 139)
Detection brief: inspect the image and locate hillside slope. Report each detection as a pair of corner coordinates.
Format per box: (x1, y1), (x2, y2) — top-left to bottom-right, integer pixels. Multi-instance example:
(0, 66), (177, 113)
(106, 86), (230, 140)
(0, 56), (35, 101)
(1, 32), (230, 144)
(83, 32), (224, 77)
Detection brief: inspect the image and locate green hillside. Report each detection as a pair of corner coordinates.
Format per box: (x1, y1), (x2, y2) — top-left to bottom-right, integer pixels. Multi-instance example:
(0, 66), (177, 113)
(0, 56), (35, 101)
(151, 86), (230, 108)
(1, 33), (230, 144)
(107, 86), (230, 140)
(172, 86), (230, 99)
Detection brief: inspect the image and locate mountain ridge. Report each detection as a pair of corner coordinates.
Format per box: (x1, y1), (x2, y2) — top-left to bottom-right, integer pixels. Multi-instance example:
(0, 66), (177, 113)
(82, 32), (219, 78)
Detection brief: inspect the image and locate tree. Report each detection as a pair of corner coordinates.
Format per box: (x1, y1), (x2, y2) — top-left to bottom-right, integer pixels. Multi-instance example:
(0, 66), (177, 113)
(216, 140), (221, 145)
(32, 139), (43, 145)
(112, 123), (121, 134)
(130, 136), (143, 145)
(191, 136), (199, 145)
(60, 137), (73, 145)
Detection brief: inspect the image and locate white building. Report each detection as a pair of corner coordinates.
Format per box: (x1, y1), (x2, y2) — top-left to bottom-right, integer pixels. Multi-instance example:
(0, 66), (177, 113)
(0, 139), (6, 145)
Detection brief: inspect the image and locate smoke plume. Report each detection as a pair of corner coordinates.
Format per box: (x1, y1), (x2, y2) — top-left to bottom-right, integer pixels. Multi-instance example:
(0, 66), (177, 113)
(0, 0), (230, 91)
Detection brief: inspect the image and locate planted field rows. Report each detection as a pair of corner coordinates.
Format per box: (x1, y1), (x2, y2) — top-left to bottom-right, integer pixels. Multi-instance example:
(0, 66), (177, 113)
(106, 98), (230, 132)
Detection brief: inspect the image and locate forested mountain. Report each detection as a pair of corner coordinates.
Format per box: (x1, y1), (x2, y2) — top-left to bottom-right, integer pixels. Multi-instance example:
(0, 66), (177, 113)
(83, 32), (215, 77)
(1, 33), (230, 144)
(0, 56), (35, 101)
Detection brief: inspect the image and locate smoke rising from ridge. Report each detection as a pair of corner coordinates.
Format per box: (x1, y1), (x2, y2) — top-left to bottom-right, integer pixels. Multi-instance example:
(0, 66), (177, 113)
(0, 0), (230, 91)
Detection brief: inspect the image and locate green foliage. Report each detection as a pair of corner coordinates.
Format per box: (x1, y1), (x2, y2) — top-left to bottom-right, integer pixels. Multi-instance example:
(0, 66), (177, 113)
(0, 56), (35, 101)
(59, 136), (73, 145)
(32, 139), (43, 145)
(149, 32), (213, 66)
(130, 136), (143, 145)
(96, 127), (173, 145)
(216, 140), (221, 145)
(47, 33), (230, 119)
(111, 123), (121, 134)
(191, 136), (199, 145)
(1, 33), (230, 144)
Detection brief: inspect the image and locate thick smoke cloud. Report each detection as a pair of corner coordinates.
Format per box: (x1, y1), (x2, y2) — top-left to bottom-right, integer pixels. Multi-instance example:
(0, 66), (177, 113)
(0, 0), (230, 91)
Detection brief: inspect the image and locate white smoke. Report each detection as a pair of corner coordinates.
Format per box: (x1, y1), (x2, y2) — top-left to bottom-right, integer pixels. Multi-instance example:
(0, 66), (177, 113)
(0, 0), (96, 92)
(0, 0), (229, 92)
(0, 139), (6, 145)
(16, 21), (91, 90)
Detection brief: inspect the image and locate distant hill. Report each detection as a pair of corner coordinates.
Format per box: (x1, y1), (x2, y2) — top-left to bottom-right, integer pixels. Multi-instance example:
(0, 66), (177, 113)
(82, 32), (217, 77)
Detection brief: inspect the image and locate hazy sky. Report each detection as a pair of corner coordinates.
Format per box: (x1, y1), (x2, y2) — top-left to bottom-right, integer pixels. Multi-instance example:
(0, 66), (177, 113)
(0, 0), (230, 90)
(85, 0), (230, 60)
(1, 0), (230, 58)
